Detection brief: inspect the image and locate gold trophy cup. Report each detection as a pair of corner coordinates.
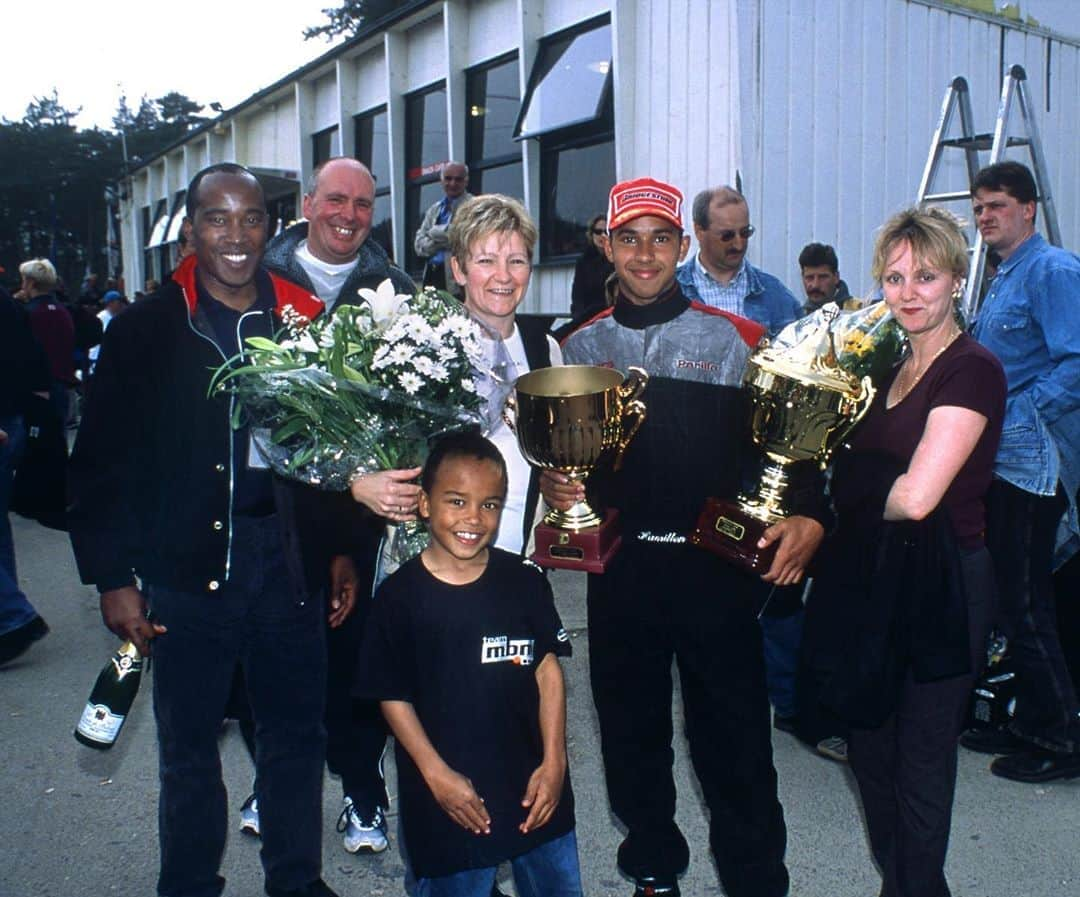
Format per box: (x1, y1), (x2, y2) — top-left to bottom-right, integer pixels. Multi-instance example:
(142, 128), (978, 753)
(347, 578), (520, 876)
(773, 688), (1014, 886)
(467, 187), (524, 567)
(690, 344), (874, 573)
(506, 364), (647, 572)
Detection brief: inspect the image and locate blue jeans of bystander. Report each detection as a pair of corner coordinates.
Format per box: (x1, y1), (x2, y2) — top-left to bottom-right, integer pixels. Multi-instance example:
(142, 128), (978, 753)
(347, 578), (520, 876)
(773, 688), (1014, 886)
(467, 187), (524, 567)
(0, 415), (38, 637)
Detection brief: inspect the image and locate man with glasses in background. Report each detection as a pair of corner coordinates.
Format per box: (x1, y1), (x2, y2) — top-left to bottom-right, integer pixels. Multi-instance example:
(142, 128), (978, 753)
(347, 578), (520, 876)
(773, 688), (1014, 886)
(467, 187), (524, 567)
(676, 185), (806, 749)
(675, 186), (801, 337)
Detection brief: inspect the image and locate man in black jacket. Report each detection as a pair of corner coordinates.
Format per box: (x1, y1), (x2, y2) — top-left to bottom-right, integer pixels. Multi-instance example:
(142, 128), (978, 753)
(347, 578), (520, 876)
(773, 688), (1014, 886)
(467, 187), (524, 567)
(244, 156), (416, 855)
(69, 163), (342, 897)
(263, 157), (414, 311)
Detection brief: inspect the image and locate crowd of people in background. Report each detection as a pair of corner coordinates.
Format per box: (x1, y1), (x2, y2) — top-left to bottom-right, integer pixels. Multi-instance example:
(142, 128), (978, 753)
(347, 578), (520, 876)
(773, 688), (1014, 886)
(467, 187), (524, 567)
(2, 156), (1078, 897)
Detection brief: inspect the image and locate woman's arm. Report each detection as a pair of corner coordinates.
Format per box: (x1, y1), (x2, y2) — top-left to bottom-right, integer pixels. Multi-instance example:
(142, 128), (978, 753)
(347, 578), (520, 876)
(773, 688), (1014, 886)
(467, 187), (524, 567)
(520, 652), (568, 833)
(883, 405), (988, 521)
(381, 700), (491, 834)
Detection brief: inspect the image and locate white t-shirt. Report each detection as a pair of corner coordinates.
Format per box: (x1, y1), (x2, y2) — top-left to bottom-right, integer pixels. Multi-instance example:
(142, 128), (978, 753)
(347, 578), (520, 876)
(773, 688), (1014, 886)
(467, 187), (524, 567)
(487, 325), (562, 555)
(294, 240), (359, 310)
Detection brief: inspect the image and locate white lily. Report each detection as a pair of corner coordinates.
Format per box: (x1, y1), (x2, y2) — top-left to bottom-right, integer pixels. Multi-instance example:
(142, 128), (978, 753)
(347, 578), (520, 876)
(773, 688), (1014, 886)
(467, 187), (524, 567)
(357, 279), (410, 330)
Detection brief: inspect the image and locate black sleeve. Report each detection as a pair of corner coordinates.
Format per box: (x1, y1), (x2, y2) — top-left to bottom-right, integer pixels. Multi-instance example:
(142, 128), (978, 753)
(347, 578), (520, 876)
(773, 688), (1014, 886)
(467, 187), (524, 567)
(570, 256), (588, 319)
(783, 459), (836, 534)
(68, 308), (152, 591)
(1, 297), (52, 404)
(525, 566), (572, 661)
(292, 484), (383, 594)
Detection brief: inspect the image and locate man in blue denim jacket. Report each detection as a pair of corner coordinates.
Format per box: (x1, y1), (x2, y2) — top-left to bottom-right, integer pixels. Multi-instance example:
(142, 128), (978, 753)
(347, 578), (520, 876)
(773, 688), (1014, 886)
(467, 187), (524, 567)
(675, 187), (802, 337)
(966, 161), (1080, 783)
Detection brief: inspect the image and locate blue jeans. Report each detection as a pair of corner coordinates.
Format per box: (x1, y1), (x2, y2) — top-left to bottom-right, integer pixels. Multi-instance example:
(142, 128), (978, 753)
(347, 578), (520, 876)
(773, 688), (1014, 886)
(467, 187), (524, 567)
(149, 514), (327, 897)
(416, 830), (583, 897)
(760, 607), (803, 719)
(0, 415), (37, 636)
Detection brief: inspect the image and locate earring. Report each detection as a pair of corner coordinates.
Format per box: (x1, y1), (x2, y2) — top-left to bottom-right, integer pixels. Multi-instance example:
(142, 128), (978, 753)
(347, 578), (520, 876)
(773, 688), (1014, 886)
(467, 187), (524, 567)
(952, 278), (966, 302)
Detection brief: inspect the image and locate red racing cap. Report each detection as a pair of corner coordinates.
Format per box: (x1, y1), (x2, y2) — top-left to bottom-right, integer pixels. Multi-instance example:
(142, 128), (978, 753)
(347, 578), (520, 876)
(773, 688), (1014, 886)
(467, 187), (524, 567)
(606, 177), (684, 231)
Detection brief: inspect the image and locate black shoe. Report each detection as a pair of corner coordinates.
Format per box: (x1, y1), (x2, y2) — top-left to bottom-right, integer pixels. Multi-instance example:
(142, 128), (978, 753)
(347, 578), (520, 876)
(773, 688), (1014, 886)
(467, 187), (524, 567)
(773, 713), (797, 735)
(265, 879), (340, 897)
(959, 727), (1027, 755)
(991, 748), (1080, 783)
(633, 877), (680, 896)
(0, 615), (49, 666)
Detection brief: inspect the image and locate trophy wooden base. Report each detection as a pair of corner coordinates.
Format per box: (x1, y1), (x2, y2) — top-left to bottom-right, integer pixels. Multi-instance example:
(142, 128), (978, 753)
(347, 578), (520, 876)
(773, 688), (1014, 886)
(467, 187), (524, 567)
(530, 509), (622, 573)
(688, 497), (779, 575)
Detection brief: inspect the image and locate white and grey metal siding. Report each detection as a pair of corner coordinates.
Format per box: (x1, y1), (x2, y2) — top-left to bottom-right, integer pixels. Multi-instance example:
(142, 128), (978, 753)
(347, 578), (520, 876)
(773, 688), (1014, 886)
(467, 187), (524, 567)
(118, 0), (1079, 311)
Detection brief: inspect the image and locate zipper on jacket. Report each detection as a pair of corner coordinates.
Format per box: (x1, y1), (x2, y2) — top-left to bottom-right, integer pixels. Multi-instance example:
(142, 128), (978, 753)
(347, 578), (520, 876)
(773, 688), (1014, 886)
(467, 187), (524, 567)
(182, 288), (241, 584)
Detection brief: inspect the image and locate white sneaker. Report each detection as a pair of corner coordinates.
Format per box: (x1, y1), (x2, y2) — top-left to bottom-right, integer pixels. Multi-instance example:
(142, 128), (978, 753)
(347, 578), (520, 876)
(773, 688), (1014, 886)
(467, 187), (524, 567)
(817, 736), (849, 764)
(337, 797), (388, 854)
(239, 793), (260, 836)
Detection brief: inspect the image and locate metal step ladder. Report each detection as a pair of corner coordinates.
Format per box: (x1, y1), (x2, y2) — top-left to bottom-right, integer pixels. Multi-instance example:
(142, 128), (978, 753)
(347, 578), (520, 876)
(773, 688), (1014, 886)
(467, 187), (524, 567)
(916, 64), (1061, 320)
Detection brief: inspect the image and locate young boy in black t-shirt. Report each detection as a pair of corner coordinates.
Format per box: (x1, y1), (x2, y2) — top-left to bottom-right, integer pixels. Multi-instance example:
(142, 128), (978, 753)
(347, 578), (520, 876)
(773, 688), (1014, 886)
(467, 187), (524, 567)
(356, 432), (581, 897)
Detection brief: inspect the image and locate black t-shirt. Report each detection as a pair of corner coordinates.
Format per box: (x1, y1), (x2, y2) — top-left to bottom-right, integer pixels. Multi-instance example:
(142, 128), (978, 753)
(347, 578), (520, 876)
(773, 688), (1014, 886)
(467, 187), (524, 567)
(355, 548), (574, 878)
(849, 334), (1005, 546)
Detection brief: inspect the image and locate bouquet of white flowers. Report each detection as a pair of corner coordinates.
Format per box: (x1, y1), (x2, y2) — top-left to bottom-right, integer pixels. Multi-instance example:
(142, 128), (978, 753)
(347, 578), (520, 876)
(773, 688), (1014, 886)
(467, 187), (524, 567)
(210, 279), (507, 490)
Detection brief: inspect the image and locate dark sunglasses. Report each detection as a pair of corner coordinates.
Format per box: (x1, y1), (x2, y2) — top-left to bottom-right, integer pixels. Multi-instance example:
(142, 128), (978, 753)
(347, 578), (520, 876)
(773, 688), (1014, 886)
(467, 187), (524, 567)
(590, 228), (606, 236)
(711, 225), (755, 242)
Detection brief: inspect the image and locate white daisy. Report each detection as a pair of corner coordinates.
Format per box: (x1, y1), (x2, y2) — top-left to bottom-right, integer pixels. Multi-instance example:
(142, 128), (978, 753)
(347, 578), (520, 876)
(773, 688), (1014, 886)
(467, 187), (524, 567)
(398, 371), (423, 394)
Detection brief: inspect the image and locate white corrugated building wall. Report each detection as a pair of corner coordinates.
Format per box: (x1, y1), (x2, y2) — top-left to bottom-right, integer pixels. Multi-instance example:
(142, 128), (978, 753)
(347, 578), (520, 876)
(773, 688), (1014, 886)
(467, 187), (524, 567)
(117, 0), (1080, 312)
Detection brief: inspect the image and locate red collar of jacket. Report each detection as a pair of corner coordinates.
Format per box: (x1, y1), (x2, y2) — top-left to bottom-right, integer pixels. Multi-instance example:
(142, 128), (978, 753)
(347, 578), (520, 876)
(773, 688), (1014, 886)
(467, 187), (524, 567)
(171, 254), (324, 321)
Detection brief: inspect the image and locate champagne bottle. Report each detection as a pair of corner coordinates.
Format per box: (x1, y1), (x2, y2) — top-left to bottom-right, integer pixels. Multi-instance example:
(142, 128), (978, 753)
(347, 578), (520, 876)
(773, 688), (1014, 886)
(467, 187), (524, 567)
(74, 641), (143, 749)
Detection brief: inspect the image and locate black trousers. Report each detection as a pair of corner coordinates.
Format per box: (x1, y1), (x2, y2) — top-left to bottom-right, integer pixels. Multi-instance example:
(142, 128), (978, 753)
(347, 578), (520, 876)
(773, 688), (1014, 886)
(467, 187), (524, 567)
(587, 538), (788, 897)
(986, 479), (1080, 751)
(150, 515), (326, 897)
(848, 546), (994, 897)
(324, 588), (389, 815)
(233, 539), (389, 816)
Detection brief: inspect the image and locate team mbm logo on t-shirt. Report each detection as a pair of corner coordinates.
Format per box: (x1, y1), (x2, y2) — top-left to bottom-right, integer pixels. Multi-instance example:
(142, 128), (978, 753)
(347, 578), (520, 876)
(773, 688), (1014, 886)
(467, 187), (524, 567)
(481, 635), (535, 665)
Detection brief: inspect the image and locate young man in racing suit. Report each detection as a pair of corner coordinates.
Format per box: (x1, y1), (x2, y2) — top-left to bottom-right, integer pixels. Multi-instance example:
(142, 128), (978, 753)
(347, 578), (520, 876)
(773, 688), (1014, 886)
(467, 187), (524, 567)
(542, 177), (825, 897)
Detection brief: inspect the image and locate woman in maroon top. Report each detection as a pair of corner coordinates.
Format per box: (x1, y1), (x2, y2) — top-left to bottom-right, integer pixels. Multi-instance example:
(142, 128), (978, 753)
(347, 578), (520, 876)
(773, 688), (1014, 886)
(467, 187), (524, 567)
(837, 208), (1005, 897)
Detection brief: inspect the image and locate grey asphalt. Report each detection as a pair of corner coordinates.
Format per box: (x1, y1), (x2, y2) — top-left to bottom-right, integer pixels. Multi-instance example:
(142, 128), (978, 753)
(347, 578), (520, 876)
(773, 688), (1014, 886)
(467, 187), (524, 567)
(2, 514), (1076, 897)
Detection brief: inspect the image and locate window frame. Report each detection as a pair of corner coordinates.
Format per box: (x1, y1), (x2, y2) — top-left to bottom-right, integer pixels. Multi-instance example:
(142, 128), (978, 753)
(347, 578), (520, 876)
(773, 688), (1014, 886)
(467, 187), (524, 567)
(404, 82), (449, 276)
(514, 15), (615, 262)
(513, 15), (613, 142)
(354, 106), (394, 256)
(312, 125), (339, 168)
(465, 52), (523, 200)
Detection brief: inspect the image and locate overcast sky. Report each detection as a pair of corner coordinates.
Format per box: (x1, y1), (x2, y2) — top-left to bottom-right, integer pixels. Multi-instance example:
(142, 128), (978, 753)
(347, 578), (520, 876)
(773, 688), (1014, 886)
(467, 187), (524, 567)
(2, 0), (341, 129)
(3, 1), (1076, 131)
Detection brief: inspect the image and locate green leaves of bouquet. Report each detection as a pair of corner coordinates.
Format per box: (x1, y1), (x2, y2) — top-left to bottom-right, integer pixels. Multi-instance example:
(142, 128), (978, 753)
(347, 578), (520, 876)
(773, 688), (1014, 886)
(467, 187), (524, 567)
(209, 280), (487, 488)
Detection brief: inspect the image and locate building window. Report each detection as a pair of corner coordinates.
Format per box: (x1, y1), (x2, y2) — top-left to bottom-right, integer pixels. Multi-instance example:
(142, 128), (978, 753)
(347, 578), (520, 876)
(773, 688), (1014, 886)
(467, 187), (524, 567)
(466, 54), (523, 200)
(515, 17), (614, 260)
(267, 193), (297, 238)
(404, 84), (448, 275)
(161, 191), (186, 277)
(355, 107), (394, 259)
(313, 126), (339, 167)
(144, 198), (170, 282)
(165, 191), (187, 246)
(540, 131), (615, 258)
(140, 204), (153, 285)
